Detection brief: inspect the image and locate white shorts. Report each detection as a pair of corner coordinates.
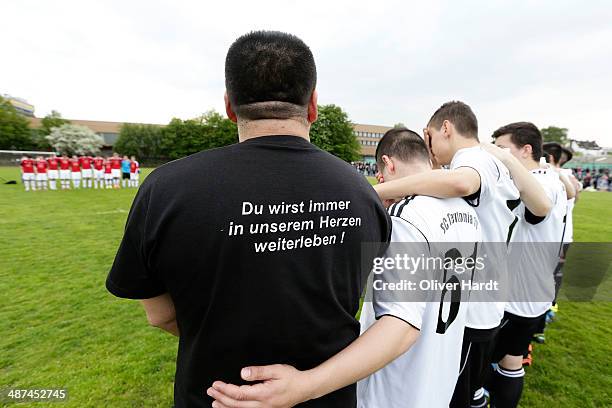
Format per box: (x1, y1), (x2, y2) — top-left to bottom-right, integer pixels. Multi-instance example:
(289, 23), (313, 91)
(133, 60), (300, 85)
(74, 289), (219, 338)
(82, 169), (93, 178)
(104, 173), (113, 180)
(36, 173), (48, 181)
(71, 171), (81, 180)
(59, 170), (71, 180)
(94, 169), (104, 179)
(22, 173), (35, 181)
(111, 169), (121, 178)
(48, 170), (59, 179)
(130, 172), (139, 180)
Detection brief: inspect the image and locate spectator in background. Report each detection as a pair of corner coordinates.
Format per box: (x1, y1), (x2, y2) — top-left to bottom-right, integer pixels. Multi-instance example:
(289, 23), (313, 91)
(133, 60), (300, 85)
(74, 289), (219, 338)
(582, 169), (592, 189)
(597, 169), (609, 191)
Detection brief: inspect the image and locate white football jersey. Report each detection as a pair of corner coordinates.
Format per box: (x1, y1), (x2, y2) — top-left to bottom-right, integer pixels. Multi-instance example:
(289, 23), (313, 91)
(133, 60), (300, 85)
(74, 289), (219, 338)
(450, 146), (520, 329)
(560, 168), (574, 243)
(358, 195), (481, 408)
(506, 169), (567, 317)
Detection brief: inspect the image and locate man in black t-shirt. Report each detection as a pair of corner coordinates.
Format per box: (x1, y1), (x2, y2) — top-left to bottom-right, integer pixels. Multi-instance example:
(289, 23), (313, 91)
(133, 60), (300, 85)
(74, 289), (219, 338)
(106, 30), (390, 408)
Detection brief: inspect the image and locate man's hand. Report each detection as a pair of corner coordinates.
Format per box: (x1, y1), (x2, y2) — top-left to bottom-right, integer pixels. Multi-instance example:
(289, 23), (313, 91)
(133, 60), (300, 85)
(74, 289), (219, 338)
(207, 364), (313, 408)
(480, 142), (513, 164)
(375, 171), (398, 208)
(423, 128), (441, 169)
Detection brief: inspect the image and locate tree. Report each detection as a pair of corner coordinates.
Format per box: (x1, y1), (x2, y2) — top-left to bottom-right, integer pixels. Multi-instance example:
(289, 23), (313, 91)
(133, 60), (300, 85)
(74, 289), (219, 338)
(41, 110), (71, 134)
(157, 111), (238, 160)
(115, 123), (164, 159)
(196, 110), (238, 149)
(46, 124), (103, 155)
(310, 104), (361, 162)
(541, 126), (569, 145)
(30, 110), (71, 151)
(393, 122), (406, 128)
(0, 95), (35, 150)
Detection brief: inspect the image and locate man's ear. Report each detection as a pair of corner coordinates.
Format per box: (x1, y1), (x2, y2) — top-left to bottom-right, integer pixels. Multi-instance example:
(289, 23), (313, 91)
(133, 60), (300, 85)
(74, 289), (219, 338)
(523, 144), (533, 160)
(381, 155), (395, 174)
(224, 92), (237, 123)
(307, 90), (318, 123)
(442, 120), (452, 139)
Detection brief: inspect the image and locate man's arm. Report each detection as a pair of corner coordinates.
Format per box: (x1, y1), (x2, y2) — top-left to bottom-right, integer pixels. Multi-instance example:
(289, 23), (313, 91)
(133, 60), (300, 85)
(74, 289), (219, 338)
(206, 316), (419, 408)
(374, 167), (480, 201)
(480, 143), (552, 217)
(141, 293), (179, 336)
(558, 172), (576, 199)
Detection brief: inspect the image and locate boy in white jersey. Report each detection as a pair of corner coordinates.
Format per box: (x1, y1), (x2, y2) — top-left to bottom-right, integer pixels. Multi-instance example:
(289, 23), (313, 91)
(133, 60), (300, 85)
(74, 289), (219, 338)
(373, 102), (551, 408)
(543, 143), (579, 307)
(487, 122), (567, 407)
(206, 129), (481, 408)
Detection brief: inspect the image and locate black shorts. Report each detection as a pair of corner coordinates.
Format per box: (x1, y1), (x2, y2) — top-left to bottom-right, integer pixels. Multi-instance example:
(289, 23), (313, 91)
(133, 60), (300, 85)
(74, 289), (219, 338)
(122, 172), (130, 180)
(450, 326), (499, 407)
(493, 311), (547, 360)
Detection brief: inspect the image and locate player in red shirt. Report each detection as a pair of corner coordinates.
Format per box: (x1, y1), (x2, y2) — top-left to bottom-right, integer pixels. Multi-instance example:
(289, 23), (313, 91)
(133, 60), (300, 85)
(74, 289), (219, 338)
(70, 155), (82, 189)
(93, 155), (105, 189)
(35, 156), (49, 190)
(47, 154), (60, 190)
(129, 155), (140, 188)
(20, 155), (36, 191)
(110, 152), (122, 188)
(59, 154), (71, 189)
(103, 159), (114, 189)
(79, 155), (94, 188)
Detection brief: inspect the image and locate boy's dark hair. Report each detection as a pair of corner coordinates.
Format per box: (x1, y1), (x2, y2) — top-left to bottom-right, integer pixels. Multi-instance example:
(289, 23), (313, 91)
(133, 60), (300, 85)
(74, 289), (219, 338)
(427, 101), (478, 139)
(560, 147), (574, 165)
(543, 142), (563, 165)
(492, 122), (543, 162)
(375, 127), (430, 170)
(225, 31), (317, 121)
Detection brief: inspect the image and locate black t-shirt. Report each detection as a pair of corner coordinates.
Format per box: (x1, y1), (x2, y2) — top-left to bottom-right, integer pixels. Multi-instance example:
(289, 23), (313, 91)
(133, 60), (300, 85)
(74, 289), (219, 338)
(106, 135), (391, 407)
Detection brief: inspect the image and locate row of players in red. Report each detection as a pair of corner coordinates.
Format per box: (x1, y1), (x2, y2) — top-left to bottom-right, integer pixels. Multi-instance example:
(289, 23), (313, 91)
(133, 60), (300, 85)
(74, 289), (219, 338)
(19, 152), (140, 190)
(20, 154), (138, 174)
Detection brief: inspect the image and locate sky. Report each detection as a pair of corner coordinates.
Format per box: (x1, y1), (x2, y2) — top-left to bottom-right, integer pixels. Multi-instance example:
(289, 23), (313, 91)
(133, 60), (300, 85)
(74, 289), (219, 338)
(3, 0), (612, 146)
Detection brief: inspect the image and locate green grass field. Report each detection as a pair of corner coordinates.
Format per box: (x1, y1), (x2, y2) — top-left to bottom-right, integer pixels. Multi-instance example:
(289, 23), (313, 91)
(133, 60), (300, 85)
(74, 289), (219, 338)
(1, 167), (611, 407)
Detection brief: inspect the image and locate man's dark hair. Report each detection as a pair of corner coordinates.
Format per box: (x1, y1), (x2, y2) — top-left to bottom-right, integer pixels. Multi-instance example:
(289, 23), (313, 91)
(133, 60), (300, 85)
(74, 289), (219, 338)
(543, 142), (563, 164)
(492, 122), (543, 162)
(560, 147), (574, 165)
(427, 101), (478, 139)
(225, 31), (317, 121)
(375, 127), (430, 170)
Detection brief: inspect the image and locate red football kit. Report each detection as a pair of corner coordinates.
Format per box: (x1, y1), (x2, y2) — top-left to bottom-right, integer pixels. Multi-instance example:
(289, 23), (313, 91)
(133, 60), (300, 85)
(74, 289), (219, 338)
(47, 158), (59, 170)
(79, 156), (93, 169)
(36, 160), (48, 173)
(129, 161), (139, 173)
(110, 157), (122, 169)
(93, 158), (104, 170)
(104, 162), (113, 173)
(21, 159), (35, 173)
(59, 158), (71, 170)
(70, 159), (81, 172)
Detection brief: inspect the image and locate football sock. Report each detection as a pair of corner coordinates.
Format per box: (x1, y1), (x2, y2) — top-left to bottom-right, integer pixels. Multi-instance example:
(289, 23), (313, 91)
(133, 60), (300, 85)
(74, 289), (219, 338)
(489, 365), (524, 408)
(471, 387), (487, 408)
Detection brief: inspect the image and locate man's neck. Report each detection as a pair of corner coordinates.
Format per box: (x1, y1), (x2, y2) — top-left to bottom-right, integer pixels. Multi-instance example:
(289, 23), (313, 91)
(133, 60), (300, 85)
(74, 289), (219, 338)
(237, 118), (310, 143)
(524, 158), (540, 171)
(451, 134), (480, 153)
(394, 162), (431, 179)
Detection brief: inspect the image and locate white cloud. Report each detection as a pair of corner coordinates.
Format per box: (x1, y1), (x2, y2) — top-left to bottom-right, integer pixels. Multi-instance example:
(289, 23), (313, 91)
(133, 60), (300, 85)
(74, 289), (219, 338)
(2, 0), (611, 145)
